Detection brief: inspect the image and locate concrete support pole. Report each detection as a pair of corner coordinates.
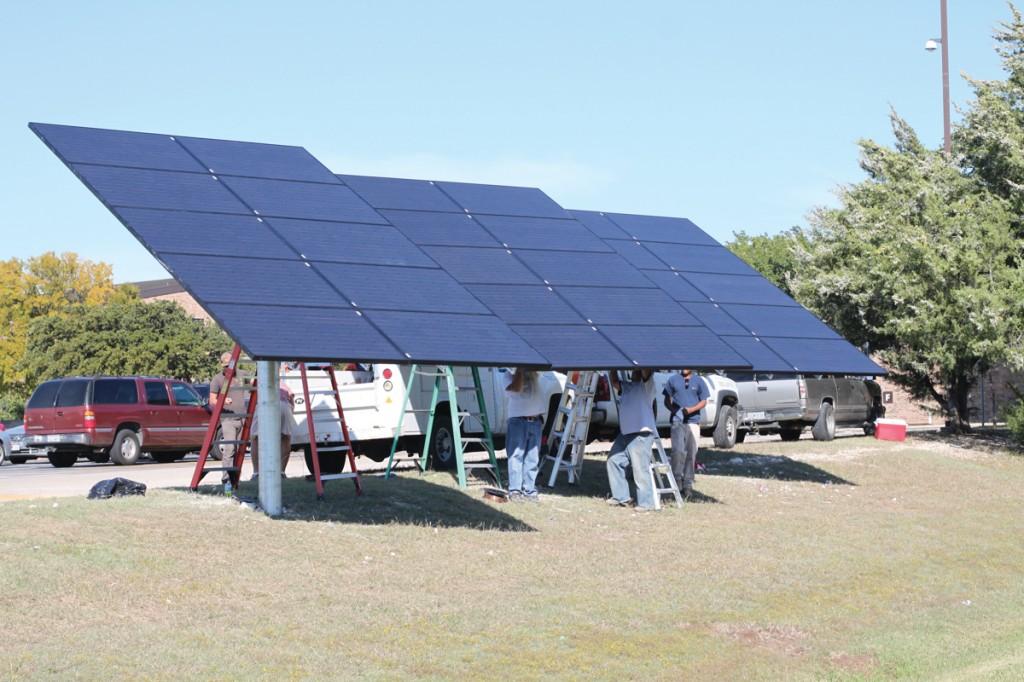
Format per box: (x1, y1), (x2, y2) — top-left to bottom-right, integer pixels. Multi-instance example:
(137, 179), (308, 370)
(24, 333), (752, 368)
(257, 360), (282, 517)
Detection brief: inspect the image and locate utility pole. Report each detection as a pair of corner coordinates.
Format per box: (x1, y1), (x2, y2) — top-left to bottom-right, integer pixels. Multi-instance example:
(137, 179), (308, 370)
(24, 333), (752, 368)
(940, 0), (951, 156)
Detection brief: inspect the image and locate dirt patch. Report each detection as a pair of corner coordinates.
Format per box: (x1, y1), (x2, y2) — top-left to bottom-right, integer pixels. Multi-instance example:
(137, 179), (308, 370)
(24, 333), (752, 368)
(828, 650), (879, 674)
(709, 622), (810, 657)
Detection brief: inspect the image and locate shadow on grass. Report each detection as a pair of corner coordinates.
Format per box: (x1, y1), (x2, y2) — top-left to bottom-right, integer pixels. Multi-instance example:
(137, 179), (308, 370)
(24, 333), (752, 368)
(183, 473), (535, 532)
(911, 427), (1021, 455)
(537, 456), (722, 504)
(697, 449), (855, 485)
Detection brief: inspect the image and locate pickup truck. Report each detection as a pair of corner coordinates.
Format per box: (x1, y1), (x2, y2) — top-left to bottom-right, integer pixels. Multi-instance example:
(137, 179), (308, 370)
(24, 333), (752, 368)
(727, 372), (883, 441)
(589, 371), (742, 449)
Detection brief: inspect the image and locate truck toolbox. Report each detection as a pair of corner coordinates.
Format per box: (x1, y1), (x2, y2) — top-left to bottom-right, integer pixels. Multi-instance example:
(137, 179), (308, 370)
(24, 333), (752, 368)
(873, 418), (907, 442)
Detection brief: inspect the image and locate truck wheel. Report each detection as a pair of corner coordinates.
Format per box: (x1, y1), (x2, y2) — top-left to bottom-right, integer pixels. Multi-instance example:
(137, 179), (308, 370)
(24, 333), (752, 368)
(0, 442), (5, 466)
(734, 430), (746, 444)
(9, 456), (28, 465)
(863, 422), (876, 436)
(48, 452), (78, 468)
(210, 426), (224, 461)
(303, 445), (345, 475)
(87, 452), (110, 464)
(812, 404), (836, 441)
(110, 429), (142, 465)
(425, 404), (456, 471)
(779, 426), (803, 441)
(712, 405), (738, 449)
(151, 451), (184, 464)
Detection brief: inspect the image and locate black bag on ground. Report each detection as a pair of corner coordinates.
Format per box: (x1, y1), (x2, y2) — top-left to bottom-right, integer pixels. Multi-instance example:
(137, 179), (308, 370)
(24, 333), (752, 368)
(87, 478), (147, 499)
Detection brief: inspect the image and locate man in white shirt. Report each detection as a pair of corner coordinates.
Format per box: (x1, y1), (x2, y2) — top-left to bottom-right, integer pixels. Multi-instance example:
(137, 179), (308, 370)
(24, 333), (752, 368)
(502, 368), (548, 501)
(605, 368), (657, 511)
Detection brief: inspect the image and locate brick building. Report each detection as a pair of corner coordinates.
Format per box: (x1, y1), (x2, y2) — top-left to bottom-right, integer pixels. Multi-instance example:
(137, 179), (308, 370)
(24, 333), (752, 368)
(128, 278), (212, 323)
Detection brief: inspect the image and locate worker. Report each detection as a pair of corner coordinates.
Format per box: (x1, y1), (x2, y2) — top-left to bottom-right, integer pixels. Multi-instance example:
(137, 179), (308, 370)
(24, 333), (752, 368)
(208, 351), (249, 486)
(250, 366), (295, 480)
(605, 368), (657, 511)
(502, 367), (547, 501)
(662, 368), (708, 500)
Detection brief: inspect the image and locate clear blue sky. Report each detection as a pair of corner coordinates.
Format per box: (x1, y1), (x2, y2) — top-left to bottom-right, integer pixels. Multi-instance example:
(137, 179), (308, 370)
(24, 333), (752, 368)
(0, 1), (1012, 282)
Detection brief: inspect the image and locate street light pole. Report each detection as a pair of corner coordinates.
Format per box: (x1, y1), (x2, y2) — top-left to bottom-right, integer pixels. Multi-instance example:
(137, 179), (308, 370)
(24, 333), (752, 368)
(940, 0), (951, 156)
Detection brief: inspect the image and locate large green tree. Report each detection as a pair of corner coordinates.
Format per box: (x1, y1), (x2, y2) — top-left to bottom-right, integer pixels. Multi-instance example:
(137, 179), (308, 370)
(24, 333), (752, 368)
(726, 228), (808, 297)
(20, 300), (229, 390)
(793, 113), (1024, 428)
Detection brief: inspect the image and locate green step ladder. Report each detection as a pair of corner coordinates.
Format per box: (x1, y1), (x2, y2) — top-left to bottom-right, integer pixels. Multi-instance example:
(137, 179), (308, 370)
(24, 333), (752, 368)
(385, 365), (502, 489)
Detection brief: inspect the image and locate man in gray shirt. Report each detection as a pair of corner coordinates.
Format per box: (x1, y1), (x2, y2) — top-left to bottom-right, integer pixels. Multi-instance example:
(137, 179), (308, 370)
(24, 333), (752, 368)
(605, 368), (657, 511)
(208, 351), (250, 483)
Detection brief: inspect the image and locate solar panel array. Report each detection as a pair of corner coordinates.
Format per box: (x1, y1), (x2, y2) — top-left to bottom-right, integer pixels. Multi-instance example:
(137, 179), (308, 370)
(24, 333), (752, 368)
(32, 123), (884, 375)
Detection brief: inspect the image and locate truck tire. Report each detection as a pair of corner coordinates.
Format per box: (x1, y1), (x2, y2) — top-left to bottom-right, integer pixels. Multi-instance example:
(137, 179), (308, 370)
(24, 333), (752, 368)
(151, 451), (185, 464)
(811, 403), (836, 441)
(734, 430), (746, 444)
(87, 452), (111, 464)
(303, 445), (346, 476)
(424, 404), (456, 471)
(48, 452), (78, 468)
(0, 442), (5, 466)
(110, 429), (142, 465)
(779, 426), (803, 441)
(712, 405), (738, 449)
(9, 455), (28, 465)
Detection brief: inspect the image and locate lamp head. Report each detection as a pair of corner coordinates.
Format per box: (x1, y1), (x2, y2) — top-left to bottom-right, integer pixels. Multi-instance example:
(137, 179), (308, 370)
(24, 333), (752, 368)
(925, 39), (940, 51)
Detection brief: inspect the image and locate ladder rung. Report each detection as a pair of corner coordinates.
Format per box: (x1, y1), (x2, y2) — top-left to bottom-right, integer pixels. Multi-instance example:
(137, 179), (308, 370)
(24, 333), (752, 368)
(463, 462), (496, 470)
(405, 408), (435, 413)
(314, 445), (350, 453)
(213, 439), (250, 446)
(460, 437), (489, 444)
(203, 466), (239, 473)
(305, 390), (339, 396)
(454, 386), (479, 391)
(414, 369), (447, 377)
(319, 472), (359, 482)
(218, 413), (248, 420)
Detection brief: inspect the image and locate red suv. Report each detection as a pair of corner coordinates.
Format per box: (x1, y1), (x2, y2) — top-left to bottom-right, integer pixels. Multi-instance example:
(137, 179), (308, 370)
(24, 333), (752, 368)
(23, 376), (210, 467)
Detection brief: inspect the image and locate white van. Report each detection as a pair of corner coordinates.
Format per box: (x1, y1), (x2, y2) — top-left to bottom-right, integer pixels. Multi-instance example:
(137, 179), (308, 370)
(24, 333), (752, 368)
(280, 364), (566, 473)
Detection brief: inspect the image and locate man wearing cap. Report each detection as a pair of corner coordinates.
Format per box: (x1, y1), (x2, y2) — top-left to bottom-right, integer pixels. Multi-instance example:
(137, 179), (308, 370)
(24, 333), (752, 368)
(208, 352), (250, 483)
(662, 368), (708, 499)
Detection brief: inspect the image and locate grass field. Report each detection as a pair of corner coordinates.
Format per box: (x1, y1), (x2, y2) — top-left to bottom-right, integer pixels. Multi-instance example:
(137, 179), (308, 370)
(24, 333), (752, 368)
(1, 432), (1023, 680)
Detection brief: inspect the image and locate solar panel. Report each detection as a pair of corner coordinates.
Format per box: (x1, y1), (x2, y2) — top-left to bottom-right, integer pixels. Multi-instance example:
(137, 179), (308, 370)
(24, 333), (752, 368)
(178, 137), (340, 183)
(32, 122), (884, 374)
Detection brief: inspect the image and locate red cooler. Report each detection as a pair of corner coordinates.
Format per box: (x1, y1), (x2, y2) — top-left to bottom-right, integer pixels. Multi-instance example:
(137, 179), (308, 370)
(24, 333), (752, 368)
(874, 418), (907, 442)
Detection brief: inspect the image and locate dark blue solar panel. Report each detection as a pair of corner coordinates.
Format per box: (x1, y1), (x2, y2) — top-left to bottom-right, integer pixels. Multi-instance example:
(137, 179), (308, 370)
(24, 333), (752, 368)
(465, 285), (585, 324)
(369, 311), (548, 366)
(31, 123), (204, 172)
(340, 175), (462, 212)
(421, 246), (540, 284)
(178, 137), (339, 183)
(474, 215), (611, 252)
(158, 254), (343, 307)
(436, 181), (569, 218)
(679, 302), (748, 335)
(721, 304), (842, 339)
(720, 336), (795, 373)
(72, 165), (248, 213)
(602, 239), (666, 269)
(264, 217), (434, 267)
(221, 176), (387, 224)
(601, 326), (750, 368)
(380, 210), (501, 247)
(650, 243), (759, 276)
(760, 338), (884, 375)
(114, 208), (292, 259)
(640, 271), (710, 302)
(510, 325), (630, 369)
(605, 213), (720, 246)
(206, 303), (399, 361)
(516, 251), (652, 287)
(568, 210), (630, 239)
(316, 263), (490, 314)
(687, 273), (799, 307)
(556, 287), (700, 326)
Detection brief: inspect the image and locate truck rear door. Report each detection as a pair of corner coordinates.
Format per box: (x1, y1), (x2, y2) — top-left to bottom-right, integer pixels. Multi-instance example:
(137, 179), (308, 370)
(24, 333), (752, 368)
(835, 378), (869, 423)
(24, 380), (62, 435)
(761, 373), (800, 415)
(53, 378), (90, 433)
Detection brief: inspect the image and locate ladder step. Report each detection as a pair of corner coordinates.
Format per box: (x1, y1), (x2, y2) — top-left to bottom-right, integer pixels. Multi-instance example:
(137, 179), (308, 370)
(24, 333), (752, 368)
(305, 390), (340, 396)
(460, 437), (490, 444)
(314, 445), (350, 453)
(203, 466), (240, 473)
(319, 472), (359, 482)
(463, 462), (496, 470)
(454, 386), (479, 391)
(213, 439), (250, 446)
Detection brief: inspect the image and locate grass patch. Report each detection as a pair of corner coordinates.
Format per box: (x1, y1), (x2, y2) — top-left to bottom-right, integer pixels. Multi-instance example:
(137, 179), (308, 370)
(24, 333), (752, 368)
(2, 433), (1024, 679)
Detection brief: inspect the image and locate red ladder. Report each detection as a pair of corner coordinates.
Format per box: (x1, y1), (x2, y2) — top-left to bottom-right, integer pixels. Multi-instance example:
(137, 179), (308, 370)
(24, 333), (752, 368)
(190, 344), (256, 490)
(298, 363), (362, 499)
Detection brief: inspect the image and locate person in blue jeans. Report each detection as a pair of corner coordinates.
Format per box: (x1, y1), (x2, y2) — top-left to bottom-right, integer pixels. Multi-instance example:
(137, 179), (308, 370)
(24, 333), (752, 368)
(606, 368), (657, 511)
(502, 368), (547, 501)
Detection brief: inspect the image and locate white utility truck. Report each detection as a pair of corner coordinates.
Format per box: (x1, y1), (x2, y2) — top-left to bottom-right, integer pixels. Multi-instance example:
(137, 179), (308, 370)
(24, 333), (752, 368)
(280, 365), (566, 473)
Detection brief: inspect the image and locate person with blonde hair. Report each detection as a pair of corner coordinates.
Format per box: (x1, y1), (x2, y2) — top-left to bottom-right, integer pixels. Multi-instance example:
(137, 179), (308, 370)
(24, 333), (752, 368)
(502, 367), (547, 501)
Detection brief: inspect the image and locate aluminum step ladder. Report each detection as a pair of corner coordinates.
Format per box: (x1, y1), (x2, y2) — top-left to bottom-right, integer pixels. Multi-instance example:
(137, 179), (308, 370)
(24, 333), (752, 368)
(298, 363), (362, 500)
(385, 365), (501, 489)
(541, 370), (598, 487)
(649, 436), (684, 509)
(190, 343), (255, 491)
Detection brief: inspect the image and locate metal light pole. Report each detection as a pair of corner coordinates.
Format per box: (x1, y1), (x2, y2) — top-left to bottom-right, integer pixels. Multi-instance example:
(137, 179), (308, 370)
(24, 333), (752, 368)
(926, 0), (952, 156)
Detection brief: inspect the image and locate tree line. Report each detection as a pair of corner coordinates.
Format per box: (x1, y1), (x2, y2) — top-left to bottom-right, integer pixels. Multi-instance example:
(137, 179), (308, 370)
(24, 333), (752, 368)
(728, 7), (1024, 436)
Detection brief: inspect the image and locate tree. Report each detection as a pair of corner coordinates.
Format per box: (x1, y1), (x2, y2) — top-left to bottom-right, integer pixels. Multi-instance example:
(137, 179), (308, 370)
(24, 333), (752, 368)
(0, 252), (136, 417)
(726, 228), (808, 297)
(793, 112), (1024, 429)
(20, 300), (229, 387)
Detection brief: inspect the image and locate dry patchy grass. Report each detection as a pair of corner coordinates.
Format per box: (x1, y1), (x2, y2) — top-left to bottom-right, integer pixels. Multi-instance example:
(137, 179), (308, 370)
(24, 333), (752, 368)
(1, 432), (1023, 680)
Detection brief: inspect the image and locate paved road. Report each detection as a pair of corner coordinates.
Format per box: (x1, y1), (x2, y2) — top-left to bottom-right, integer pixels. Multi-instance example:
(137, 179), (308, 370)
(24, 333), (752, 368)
(0, 426), (928, 501)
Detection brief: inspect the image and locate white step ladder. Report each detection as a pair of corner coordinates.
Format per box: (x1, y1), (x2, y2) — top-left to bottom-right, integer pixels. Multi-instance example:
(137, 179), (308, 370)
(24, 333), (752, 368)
(649, 436), (684, 509)
(542, 371), (598, 487)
